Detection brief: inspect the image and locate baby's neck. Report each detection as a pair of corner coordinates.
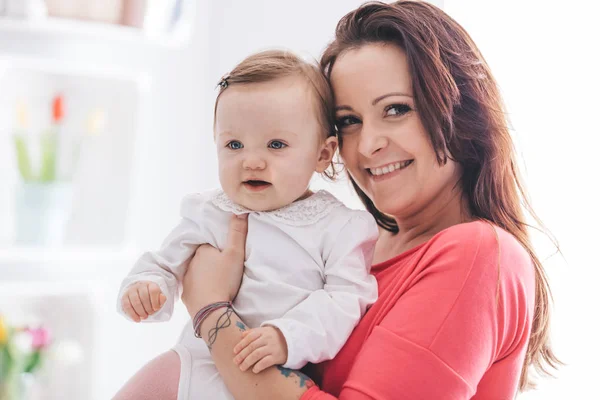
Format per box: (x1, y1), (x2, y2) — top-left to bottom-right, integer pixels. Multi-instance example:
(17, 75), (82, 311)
(295, 190), (313, 202)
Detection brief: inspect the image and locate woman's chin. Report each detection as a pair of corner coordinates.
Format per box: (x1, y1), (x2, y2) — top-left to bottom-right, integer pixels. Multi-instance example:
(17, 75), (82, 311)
(371, 198), (411, 221)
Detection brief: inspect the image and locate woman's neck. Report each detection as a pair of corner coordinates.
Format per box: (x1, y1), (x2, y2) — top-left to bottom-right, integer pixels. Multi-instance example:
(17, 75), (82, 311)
(375, 185), (472, 263)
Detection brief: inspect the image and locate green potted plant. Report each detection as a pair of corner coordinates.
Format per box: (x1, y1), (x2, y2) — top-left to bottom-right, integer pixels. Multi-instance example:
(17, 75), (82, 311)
(0, 315), (51, 400)
(13, 94), (75, 246)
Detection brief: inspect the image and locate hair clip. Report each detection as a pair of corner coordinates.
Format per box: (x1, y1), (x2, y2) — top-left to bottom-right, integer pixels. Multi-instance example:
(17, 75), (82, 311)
(217, 74), (230, 90)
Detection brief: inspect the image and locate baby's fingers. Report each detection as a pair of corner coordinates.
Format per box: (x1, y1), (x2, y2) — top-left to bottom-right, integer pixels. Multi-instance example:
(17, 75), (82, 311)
(148, 283), (165, 312)
(122, 296), (141, 322)
(239, 346), (269, 372)
(252, 355), (276, 374)
(137, 285), (154, 316)
(234, 329), (262, 355)
(128, 290), (148, 319)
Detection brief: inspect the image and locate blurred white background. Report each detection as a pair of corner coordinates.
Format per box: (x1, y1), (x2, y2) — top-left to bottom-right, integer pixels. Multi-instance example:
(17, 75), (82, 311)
(0, 0), (597, 399)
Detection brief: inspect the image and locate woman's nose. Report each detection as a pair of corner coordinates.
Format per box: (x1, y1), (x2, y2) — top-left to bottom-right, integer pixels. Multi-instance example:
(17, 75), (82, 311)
(242, 155), (266, 170)
(358, 122), (388, 157)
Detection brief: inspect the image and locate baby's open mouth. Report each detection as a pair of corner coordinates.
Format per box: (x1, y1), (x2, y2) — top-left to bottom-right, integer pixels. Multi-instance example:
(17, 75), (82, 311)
(244, 180), (270, 186)
(243, 180), (271, 191)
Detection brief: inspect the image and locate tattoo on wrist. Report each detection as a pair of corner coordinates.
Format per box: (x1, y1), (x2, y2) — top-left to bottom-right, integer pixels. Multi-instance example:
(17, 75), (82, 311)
(277, 366), (315, 389)
(207, 307), (234, 351)
(236, 321), (247, 332)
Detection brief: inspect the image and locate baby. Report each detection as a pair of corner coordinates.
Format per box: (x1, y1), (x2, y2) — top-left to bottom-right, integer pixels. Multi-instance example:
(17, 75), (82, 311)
(117, 50), (378, 400)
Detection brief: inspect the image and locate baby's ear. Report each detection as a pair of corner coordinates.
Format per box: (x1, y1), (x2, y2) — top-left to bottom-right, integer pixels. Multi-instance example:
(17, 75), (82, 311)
(315, 136), (338, 173)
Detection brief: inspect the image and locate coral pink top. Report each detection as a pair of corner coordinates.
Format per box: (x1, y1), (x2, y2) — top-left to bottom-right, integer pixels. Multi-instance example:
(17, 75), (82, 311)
(302, 221), (535, 400)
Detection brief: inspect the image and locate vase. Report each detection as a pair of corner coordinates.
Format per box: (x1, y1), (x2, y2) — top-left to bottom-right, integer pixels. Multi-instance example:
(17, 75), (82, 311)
(0, 373), (34, 400)
(14, 182), (73, 247)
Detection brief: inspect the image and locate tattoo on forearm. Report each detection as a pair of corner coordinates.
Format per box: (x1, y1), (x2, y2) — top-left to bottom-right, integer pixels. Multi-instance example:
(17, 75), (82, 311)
(207, 307), (234, 351)
(277, 366), (315, 389)
(236, 321), (247, 332)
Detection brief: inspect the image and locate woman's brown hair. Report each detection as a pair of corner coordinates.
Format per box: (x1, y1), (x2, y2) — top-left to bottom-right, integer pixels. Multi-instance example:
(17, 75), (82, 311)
(321, 0), (560, 390)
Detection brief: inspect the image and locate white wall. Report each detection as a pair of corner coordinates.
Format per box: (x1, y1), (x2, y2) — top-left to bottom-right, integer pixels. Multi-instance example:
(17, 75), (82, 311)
(445, 0), (600, 398)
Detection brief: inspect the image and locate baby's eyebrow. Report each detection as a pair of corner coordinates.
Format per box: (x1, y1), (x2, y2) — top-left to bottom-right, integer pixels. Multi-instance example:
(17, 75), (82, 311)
(216, 131), (236, 139)
(271, 130), (299, 137)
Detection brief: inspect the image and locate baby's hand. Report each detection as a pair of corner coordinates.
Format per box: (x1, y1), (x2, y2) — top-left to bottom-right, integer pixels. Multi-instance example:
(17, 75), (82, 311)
(233, 326), (288, 373)
(122, 281), (166, 322)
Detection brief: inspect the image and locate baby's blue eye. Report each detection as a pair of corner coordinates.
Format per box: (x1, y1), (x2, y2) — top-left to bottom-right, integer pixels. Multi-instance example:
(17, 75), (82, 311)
(268, 140), (287, 150)
(227, 140), (243, 150)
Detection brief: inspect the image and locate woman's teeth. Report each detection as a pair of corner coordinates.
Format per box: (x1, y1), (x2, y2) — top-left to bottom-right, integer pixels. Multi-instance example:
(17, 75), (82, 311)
(369, 160), (413, 176)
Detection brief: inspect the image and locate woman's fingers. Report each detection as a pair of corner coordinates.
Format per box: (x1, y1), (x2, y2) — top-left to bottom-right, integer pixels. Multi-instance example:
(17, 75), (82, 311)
(225, 214), (248, 260)
(180, 216), (248, 317)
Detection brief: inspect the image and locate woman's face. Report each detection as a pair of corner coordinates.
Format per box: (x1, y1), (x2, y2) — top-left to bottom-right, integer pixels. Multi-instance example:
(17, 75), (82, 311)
(330, 43), (461, 221)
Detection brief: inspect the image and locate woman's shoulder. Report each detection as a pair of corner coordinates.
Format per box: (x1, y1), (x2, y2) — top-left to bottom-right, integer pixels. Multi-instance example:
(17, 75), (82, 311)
(433, 220), (526, 254)
(426, 220), (533, 279)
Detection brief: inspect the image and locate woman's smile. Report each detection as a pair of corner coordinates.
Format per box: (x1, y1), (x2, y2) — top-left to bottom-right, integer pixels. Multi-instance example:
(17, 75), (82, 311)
(367, 159), (414, 181)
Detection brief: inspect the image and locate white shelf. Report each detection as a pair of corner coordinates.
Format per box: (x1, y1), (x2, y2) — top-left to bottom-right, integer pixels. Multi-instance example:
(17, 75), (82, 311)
(0, 16), (189, 48)
(0, 52), (152, 89)
(0, 246), (139, 282)
(0, 246), (138, 264)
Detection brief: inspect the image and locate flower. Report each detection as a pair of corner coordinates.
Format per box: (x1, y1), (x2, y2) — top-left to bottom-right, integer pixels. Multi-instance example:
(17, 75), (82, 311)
(0, 315), (8, 346)
(25, 327), (51, 350)
(52, 94), (64, 123)
(13, 330), (33, 353)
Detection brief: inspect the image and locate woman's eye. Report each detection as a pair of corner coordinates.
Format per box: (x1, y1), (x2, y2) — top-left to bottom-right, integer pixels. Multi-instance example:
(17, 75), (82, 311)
(385, 104), (412, 116)
(268, 140), (287, 150)
(335, 115), (360, 131)
(227, 140), (243, 150)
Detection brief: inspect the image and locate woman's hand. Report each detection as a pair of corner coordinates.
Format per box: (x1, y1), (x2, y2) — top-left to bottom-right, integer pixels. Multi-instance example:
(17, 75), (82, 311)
(181, 213), (249, 318)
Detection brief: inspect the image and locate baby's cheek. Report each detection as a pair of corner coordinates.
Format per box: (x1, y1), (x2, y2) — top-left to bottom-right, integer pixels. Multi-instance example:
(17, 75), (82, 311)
(287, 154), (316, 178)
(218, 163), (238, 193)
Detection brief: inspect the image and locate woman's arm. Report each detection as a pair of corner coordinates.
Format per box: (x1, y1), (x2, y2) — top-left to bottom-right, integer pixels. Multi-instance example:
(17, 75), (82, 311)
(198, 306), (315, 400)
(181, 214), (314, 399)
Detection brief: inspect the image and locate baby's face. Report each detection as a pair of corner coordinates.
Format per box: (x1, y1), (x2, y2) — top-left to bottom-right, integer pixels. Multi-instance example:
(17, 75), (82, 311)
(214, 75), (328, 212)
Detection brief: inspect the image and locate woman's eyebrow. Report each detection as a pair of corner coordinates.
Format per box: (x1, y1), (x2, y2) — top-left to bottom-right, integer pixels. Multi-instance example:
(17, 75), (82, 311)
(372, 92), (413, 105)
(335, 91), (414, 112)
(335, 105), (353, 112)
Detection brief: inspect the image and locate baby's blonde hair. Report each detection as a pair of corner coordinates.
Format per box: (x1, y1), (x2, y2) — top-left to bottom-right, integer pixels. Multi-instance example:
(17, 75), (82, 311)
(214, 49), (337, 179)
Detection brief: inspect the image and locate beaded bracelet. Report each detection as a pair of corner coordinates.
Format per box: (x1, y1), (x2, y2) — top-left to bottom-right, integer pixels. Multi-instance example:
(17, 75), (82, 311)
(193, 301), (232, 338)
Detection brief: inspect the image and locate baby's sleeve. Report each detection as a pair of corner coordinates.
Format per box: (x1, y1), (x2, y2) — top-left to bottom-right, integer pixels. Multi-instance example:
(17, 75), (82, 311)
(116, 193), (213, 322)
(262, 211), (379, 368)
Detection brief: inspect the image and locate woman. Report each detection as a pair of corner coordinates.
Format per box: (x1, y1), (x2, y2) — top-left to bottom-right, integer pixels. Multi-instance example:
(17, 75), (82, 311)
(115, 1), (559, 399)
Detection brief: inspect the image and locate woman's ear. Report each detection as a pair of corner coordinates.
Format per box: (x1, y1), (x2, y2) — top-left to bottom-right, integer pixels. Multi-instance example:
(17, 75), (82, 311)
(315, 136), (338, 173)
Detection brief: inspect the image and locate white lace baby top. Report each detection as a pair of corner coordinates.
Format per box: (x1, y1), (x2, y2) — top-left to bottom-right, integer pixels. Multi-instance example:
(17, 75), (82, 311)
(118, 188), (379, 369)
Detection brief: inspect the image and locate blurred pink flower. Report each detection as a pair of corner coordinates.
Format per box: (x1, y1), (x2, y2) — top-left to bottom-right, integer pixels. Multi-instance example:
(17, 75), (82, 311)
(25, 327), (51, 350)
